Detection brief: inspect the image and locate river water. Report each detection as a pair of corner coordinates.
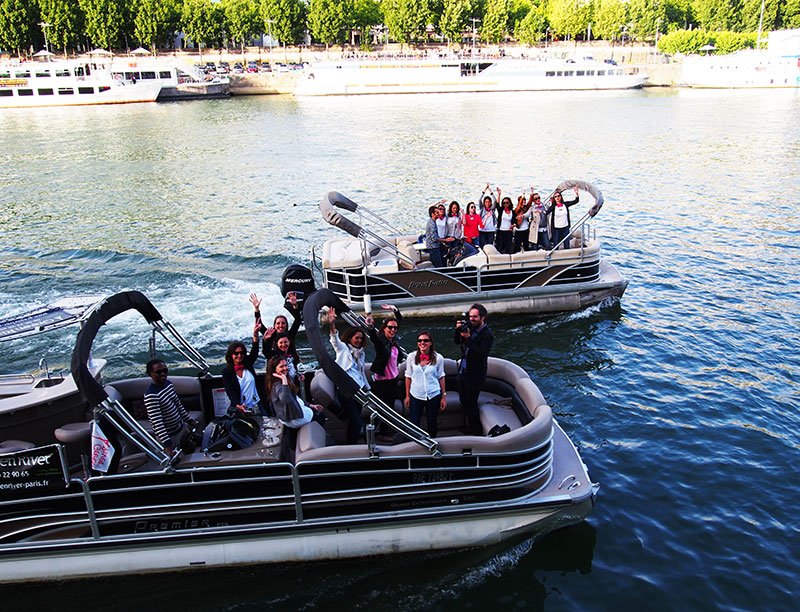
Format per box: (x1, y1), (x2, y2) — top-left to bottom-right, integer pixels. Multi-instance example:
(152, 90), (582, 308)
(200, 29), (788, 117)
(1, 88), (799, 610)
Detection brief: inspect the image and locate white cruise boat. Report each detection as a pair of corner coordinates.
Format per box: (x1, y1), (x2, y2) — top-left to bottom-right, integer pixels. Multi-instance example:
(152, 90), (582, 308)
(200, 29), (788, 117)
(0, 59), (161, 108)
(295, 55), (647, 96)
(680, 29), (800, 88)
(108, 58), (230, 101)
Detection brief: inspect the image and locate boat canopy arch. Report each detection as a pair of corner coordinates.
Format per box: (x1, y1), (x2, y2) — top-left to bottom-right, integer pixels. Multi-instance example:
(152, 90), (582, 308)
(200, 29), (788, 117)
(70, 291), (208, 408)
(303, 288), (440, 457)
(553, 179), (604, 218)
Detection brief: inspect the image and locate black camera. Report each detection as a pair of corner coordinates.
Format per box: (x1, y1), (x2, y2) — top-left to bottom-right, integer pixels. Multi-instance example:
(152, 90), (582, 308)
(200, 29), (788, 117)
(456, 312), (470, 335)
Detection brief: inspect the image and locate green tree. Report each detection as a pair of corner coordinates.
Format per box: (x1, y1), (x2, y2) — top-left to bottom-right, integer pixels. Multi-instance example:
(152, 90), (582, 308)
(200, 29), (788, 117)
(382, 0), (431, 44)
(481, 0), (509, 43)
(507, 0), (532, 35)
(223, 0), (260, 51)
(547, 0), (590, 39)
(440, 0), (471, 43)
(628, 0), (668, 40)
(515, 2), (547, 44)
(134, 0), (181, 51)
(261, 0), (306, 46)
(0, 0), (38, 55)
(740, 0), (780, 31)
(308, 0), (349, 46)
(690, 0), (739, 31)
(592, 0), (627, 41)
(782, 0), (800, 27)
(37, 0), (83, 54)
(351, 0), (382, 46)
(181, 0), (224, 50)
(79, 0), (123, 50)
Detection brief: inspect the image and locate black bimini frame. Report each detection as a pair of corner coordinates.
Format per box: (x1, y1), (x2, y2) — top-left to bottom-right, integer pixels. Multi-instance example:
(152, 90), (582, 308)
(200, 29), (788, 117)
(70, 291), (210, 467)
(302, 288), (440, 457)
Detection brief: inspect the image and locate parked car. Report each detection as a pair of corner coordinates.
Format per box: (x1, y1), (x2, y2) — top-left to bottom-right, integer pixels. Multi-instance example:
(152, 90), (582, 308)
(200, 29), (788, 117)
(259, 63), (272, 73)
(232, 62), (244, 74)
(246, 61), (258, 73)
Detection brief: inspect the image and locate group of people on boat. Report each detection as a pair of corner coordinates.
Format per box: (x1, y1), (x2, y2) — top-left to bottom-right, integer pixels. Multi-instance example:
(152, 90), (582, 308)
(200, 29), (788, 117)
(422, 183), (580, 266)
(143, 291), (496, 454)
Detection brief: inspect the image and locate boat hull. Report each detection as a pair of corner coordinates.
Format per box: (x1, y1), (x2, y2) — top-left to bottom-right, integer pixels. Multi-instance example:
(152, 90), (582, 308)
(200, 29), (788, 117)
(296, 58), (647, 96)
(329, 259), (628, 318)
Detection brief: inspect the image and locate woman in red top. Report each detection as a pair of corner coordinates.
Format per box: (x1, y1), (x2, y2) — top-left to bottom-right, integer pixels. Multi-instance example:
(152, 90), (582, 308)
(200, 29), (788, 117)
(462, 202), (483, 244)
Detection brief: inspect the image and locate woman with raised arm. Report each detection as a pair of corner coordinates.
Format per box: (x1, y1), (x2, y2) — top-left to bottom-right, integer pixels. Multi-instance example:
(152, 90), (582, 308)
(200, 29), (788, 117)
(495, 195), (515, 255)
(529, 189), (550, 250)
(477, 184), (497, 249)
(404, 331), (446, 438)
(221, 319), (264, 414)
(513, 194), (533, 253)
(250, 291), (302, 361)
(367, 304), (404, 416)
(329, 307), (370, 444)
(545, 185), (580, 250)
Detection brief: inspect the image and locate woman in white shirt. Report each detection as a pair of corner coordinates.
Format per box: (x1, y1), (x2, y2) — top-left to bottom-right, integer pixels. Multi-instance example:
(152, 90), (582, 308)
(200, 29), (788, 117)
(328, 307), (369, 443)
(513, 194), (533, 253)
(404, 331), (446, 437)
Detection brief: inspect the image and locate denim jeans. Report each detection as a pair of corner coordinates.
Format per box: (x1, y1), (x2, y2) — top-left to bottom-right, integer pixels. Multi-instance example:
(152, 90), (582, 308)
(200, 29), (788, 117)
(409, 394), (441, 437)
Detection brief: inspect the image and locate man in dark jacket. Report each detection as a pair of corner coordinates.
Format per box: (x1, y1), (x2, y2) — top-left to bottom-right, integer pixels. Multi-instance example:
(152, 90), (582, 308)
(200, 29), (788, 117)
(454, 303), (494, 436)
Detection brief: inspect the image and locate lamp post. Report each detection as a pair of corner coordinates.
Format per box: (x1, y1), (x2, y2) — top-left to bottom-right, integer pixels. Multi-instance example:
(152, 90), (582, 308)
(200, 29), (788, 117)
(266, 19), (274, 68)
(38, 21), (51, 54)
(470, 18), (480, 56)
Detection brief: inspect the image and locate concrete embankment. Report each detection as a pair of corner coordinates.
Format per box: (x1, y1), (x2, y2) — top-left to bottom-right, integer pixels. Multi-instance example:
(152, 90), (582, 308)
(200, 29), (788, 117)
(229, 73), (297, 95)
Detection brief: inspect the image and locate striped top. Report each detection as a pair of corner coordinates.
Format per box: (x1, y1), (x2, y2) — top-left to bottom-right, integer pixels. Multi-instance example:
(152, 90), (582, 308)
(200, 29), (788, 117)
(144, 380), (191, 446)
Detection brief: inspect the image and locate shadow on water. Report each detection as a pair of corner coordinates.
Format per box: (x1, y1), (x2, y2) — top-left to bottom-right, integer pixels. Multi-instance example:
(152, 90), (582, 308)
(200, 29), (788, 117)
(0, 523), (596, 612)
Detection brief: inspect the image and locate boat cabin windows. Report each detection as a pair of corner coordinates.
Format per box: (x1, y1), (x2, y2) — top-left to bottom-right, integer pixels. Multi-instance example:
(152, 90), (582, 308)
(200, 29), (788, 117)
(0, 90), (12, 97)
(17, 89), (34, 96)
(565, 71), (574, 76)
(58, 87), (74, 95)
(56, 69), (70, 77)
(460, 62), (492, 77)
(546, 71), (555, 77)
(35, 70), (51, 78)
(140, 71), (157, 80)
(78, 87), (94, 95)
(37, 88), (54, 96)
(576, 70), (586, 76)
(99, 86), (110, 93)
(14, 70), (30, 78)
(74, 66), (86, 77)
(598, 70), (606, 76)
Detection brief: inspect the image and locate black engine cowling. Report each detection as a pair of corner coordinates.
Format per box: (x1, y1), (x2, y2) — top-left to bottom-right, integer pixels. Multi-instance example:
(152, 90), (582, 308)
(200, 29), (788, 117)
(281, 265), (316, 309)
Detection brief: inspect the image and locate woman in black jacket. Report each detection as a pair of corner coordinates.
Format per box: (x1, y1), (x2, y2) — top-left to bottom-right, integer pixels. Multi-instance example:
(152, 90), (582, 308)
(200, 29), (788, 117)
(366, 305), (404, 415)
(221, 319), (265, 414)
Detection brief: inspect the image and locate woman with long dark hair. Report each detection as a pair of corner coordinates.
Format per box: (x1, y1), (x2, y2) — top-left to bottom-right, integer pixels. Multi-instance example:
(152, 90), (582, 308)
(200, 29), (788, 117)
(495, 196), (515, 254)
(266, 356), (324, 429)
(221, 319), (263, 414)
(403, 330), (446, 437)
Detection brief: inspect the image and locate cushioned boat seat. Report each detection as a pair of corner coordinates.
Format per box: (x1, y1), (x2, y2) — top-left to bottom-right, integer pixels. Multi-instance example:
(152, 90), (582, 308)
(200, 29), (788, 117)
(0, 440), (35, 453)
(54, 422), (92, 445)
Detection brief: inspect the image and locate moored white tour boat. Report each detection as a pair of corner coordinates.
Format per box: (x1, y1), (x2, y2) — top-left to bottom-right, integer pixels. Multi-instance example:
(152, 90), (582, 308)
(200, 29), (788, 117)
(108, 58), (231, 101)
(291, 180), (627, 318)
(679, 28), (800, 88)
(0, 290), (597, 583)
(295, 55), (647, 96)
(0, 60), (161, 108)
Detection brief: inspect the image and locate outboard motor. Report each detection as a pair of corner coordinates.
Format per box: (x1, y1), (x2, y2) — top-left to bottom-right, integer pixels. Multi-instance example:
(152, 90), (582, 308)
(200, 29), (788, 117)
(281, 264), (316, 309)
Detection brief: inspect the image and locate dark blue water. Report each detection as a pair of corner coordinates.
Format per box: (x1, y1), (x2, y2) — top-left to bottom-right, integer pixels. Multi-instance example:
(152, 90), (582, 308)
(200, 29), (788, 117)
(1, 89), (799, 610)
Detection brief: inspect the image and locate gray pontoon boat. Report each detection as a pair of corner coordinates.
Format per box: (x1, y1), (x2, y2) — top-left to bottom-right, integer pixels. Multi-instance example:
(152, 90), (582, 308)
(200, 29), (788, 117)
(0, 290), (597, 583)
(288, 180), (627, 317)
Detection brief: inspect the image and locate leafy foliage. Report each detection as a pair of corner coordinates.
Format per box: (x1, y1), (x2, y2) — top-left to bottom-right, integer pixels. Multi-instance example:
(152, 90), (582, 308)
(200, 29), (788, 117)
(481, 0), (509, 43)
(181, 0), (224, 49)
(382, 0), (431, 44)
(308, 0), (350, 46)
(515, 2), (546, 44)
(0, 0), (39, 54)
(547, 0), (591, 39)
(260, 0), (306, 45)
(440, 0), (471, 43)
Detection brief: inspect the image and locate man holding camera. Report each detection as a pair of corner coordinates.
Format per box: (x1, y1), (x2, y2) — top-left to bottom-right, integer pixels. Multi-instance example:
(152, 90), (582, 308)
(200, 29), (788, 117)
(453, 304), (494, 436)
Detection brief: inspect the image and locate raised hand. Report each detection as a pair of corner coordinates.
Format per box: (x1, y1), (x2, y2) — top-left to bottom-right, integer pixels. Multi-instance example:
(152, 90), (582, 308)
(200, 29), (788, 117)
(249, 292), (262, 311)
